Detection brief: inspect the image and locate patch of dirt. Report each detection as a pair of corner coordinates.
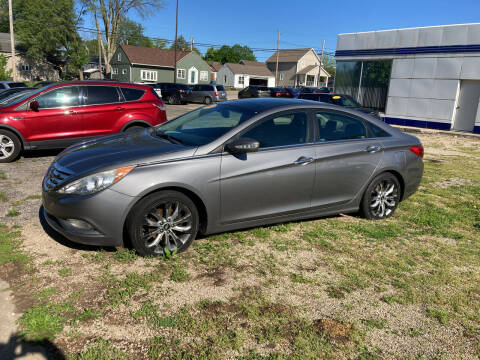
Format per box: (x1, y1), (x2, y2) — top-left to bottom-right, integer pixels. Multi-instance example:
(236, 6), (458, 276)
(433, 177), (475, 188)
(314, 318), (353, 343)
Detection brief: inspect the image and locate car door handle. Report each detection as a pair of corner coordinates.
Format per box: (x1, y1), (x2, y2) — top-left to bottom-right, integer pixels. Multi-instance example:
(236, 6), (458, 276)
(366, 145), (382, 153)
(115, 107), (125, 111)
(294, 156), (314, 165)
(66, 110), (77, 115)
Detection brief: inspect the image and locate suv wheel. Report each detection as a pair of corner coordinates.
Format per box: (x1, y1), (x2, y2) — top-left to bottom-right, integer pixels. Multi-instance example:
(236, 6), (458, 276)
(127, 190), (199, 256)
(0, 129), (21, 163)
(360, 173), (400, 219)
(204, 96), (212, 105)
(167, 96), (176, 105)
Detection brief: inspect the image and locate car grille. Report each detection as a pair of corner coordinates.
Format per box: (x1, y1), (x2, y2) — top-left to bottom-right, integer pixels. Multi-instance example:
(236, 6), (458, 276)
(44, 163), (73, 191)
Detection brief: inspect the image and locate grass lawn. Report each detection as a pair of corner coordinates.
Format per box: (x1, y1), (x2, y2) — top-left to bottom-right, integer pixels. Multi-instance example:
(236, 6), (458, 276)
(1, 133), (479, 359)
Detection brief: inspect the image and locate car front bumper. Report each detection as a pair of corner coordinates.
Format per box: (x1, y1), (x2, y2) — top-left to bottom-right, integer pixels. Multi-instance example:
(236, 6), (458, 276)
(42, 188), (137, 247)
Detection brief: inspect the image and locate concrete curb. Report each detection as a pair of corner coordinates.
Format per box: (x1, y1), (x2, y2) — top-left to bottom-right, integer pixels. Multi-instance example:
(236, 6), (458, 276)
(392, 125), (480, 140)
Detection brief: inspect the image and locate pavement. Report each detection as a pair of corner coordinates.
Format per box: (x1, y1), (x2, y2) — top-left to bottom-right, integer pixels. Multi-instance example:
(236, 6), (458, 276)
(0, 281), (49, 360)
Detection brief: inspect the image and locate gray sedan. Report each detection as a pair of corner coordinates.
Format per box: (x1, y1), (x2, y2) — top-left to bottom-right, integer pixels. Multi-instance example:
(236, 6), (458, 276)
(42, 98), (423, 256)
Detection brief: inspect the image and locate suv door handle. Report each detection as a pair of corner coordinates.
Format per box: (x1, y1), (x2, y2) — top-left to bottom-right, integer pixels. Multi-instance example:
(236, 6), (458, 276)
(366, 145), (382, 153)
(294, 156), (314, 165)
(115, 107), (125, 111)
(66, 110), (77, 115)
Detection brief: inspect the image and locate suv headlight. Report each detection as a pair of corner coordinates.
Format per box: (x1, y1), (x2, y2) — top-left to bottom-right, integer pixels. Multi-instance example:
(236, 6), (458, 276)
(58, 166), (135, 195)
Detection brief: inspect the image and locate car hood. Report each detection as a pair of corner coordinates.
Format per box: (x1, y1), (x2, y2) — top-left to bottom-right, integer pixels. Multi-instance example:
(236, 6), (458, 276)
(54, 129), (196, 175)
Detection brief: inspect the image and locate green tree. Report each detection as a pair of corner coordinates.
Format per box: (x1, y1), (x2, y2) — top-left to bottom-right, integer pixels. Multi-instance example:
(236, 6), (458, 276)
(170, 35), (199, 53)
(320, 53), (336, 77)
(0, 54), (12, 80)
(204, 44), (256, 64)
(118, 17), (153, 47)
(65, 38), (89, 79)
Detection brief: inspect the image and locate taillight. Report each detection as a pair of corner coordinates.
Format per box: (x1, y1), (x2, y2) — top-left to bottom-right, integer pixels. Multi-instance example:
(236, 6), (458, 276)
(179, 89), (184, 93)
(409, 145), (424, 158)
(214, 91), (218, 96)
(153, 102), (165, 111)
(276, 92), (281, 96)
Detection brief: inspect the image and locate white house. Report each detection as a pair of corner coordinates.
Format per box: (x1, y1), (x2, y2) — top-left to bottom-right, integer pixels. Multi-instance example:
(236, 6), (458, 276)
(336, 23), (480, 134)
(217, 62), (275, 88)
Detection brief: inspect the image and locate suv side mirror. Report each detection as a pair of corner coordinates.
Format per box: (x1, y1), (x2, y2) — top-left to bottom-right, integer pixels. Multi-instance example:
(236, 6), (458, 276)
(29, 100), (39, 111)
(226, 138), (259, 154)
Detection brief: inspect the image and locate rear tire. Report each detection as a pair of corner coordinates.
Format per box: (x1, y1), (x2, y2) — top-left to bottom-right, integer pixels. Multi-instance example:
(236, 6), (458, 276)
(127, 191), (199, 256)
(0, 129), (21, 163)
(204, 96), (212, 105)
(124, 125), (146, 133)
(360, 173), (401, 220)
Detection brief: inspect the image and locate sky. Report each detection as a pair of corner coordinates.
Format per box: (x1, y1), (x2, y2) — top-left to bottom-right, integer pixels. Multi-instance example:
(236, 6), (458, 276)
(81, 0), (480, 61)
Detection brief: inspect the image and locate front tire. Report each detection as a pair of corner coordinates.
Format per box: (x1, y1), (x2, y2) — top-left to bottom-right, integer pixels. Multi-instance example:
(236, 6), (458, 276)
(360, 173), (400, 219)
(127, 191), (199, 256)
(0, 130), (21, 163)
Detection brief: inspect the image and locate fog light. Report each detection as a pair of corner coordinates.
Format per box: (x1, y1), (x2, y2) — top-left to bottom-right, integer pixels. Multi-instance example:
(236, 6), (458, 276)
(65, 218), (93, 231)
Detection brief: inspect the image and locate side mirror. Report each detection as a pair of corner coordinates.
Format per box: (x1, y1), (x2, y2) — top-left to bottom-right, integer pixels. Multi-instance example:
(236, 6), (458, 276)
(29, 100), (39, 111)
(226, 138), (259, 154)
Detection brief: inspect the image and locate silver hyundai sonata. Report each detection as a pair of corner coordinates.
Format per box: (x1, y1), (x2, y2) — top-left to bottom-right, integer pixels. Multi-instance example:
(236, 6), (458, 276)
(42, 98), (423, 256)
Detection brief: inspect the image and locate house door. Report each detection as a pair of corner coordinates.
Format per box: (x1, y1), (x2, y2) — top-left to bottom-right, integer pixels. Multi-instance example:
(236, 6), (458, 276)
(453, 80), (480, 132)
(188, 67), (198, 85)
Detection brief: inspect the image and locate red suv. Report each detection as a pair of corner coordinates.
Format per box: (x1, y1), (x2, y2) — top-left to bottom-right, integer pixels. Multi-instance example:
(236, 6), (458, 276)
(0, 81), (166, 162)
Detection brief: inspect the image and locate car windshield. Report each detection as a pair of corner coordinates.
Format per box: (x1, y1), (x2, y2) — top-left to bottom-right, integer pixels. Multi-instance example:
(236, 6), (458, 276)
(155, 103), (257, 146)
(330, 95), (361, 108)
(0, 87), (44, 107)
(0, 90), (35, 105)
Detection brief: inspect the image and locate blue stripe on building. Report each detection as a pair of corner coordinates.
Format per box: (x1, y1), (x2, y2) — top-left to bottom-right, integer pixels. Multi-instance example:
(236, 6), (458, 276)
(335, 44), (480, 57)
(383, 117), (480, 134)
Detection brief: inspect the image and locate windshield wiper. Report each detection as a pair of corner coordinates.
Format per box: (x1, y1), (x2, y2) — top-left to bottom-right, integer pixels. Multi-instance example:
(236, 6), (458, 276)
(156, 131), (184, 145)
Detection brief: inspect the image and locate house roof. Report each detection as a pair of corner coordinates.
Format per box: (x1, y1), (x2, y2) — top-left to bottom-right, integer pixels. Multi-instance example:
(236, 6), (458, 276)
(239, 60), (266, 67)
(296, 64), (318, 74)
(119, 44), (191, 67)
(266, 48), (312, 63)
(207, 61), (222, 72)
(225, 63), (274, 77)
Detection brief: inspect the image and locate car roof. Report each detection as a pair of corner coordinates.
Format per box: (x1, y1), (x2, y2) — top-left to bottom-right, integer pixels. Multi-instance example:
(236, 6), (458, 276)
(47, 81), (152, 90)
(221, 98), (317, 112)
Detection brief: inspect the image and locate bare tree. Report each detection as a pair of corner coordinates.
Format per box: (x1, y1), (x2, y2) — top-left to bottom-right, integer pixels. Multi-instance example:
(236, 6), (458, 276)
(84, 0), (165, 75)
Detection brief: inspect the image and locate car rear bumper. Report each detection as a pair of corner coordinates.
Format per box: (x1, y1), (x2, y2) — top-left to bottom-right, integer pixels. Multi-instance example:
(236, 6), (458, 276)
(42, 188), (137, 247)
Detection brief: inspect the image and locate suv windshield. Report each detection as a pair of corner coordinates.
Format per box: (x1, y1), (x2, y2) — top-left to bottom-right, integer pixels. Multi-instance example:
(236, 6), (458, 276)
(0, 87), (46, 107)
(155, 103), (256, 146)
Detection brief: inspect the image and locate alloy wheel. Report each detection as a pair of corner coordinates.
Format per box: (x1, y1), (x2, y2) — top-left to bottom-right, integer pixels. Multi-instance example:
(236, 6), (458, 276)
(0, 134), (15, 160)
(369, 179), (398, 218)
(142, 201), (193, 254)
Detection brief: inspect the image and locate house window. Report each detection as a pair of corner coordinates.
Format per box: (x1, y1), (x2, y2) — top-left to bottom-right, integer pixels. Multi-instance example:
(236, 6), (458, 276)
(141, 70), (157, 81)
(224, 75), (227, 83)
(238, 75), (244, 86)
(279, 73), (284, 81)
(112, 68), (118, 75)
(122, 69), (127, 75)
(117, 53), (121, 61)
(200, 71), (208, 81)
(177, 69), (186, 79)
(20, 64), (30, 71)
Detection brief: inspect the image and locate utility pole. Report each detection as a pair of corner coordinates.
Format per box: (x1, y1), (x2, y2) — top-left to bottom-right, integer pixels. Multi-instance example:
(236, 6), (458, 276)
(275, 29), (280, 87)
(319, 39), (325, 87)
(173, 0), (179, 84)
(8, 0), (16, 81)
(190, 37), (193, 51)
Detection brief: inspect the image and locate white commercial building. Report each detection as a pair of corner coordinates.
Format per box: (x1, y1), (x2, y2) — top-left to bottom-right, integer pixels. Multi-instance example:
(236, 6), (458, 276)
(335, 23), (480, 134)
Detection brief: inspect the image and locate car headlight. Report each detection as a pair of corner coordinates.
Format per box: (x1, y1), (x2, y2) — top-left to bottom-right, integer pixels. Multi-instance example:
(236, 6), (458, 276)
(58, 166), (135, 195)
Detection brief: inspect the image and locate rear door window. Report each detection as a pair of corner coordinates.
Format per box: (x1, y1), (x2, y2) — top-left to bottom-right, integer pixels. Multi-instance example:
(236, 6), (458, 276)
(368, 123), (391, 138)
(85, 86), (121, 105)
(35, 86), (79, 109)
(315, 112), (367, 141)
(120, 87), (145, 101)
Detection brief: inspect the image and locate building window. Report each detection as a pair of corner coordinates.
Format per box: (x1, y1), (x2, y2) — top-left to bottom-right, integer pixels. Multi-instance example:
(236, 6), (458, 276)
(224, 75), (227, 83)
(122, 69), (127, 75)
(141, 70), (157, 81)
(20, 64), (30, 71)
(200, 71), (208, 81)
(112, 68), (118, 75)
(117, 53), (121, 61)
(177, 69), (186, 79)
(238, 75), (244, 86)
(279, 73), (284, 81)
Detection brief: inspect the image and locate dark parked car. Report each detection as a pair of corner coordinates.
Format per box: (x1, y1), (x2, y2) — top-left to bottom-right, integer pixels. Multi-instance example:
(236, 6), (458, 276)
(269, 87), (290, 97)
(238, 85), (271, 99)
(42, 98), (423, 256)
(298, 93), (380, 118)
(298, 86), (324, 94)
(0, 81), (166, 162)
(187, 84), (227, 104)
(154, 83), (191, 105)
(0, 81), (28, 93)
(33, 81), (58, 88)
